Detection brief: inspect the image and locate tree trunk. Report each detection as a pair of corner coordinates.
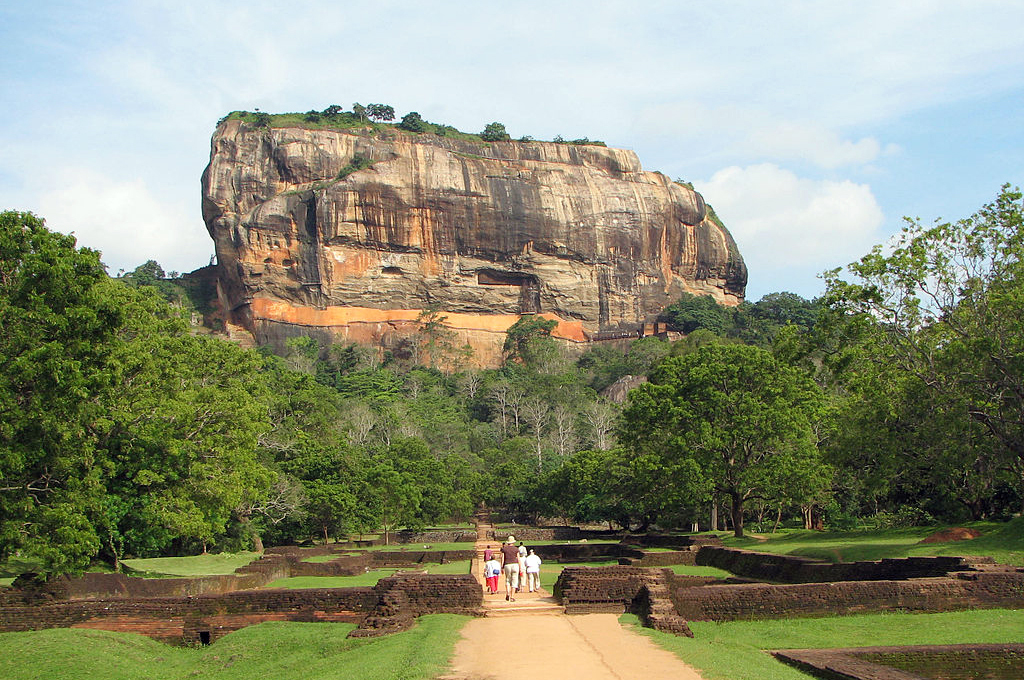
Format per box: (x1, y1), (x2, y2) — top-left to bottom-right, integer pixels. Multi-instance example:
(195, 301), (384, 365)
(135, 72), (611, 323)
(772, 506), (782, 534)
(730, 494), (744, 538)
(710, 503), (719, 532)
(252, 532), (264, 553)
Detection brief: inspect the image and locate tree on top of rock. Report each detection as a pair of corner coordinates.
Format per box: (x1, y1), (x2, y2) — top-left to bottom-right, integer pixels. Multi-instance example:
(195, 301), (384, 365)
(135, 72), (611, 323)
(480, 122), (510, 142)
(366, 104), (395, 122)
(399, 111), (428, 132)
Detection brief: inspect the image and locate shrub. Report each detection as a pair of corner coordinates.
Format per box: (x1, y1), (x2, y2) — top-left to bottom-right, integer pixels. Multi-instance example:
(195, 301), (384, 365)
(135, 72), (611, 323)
(480, 122), (510, 142)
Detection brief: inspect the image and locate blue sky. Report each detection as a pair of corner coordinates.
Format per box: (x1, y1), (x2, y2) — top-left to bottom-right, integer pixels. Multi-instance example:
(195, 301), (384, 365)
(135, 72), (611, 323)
(2, 1), (1022, 301)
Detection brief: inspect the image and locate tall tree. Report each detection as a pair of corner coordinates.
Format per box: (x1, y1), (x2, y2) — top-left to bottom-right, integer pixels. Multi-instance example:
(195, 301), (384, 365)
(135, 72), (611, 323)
(621, 343), (831, 536)
(824, 185), (1024, 508)
(0, 211), (119, 576)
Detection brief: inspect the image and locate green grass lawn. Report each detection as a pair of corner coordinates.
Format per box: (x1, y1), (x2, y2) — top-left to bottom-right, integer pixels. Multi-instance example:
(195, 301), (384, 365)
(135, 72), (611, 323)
(720, 517), (1024, 566)
(622, 608), (1024, 680)
(265, 560), (471, 588)
(120, 552), (260, 577)
(666, 565), (733, 578)
(0, 614), (468, 680)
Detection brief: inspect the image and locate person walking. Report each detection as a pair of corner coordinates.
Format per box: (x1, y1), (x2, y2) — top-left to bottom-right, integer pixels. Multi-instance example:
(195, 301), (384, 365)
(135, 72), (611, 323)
(516, 542), (528, 593)
(524, 549), (542, 592)
(484, 555), (501, 594)
(500, 535), (520, 602)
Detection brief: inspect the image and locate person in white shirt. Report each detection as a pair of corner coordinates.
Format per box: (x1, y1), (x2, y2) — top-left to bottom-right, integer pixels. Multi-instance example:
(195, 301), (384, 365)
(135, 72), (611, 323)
(524, 549), (542, 592)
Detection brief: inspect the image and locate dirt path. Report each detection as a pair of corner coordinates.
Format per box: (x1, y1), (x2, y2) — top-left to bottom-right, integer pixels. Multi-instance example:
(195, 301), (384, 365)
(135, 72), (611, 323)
(450, 515), (703, 680)
(443, 613), (703, 680)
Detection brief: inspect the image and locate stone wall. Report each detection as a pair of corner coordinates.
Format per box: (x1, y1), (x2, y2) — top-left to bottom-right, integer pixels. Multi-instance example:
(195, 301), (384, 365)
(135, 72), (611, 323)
(488, 527), (583, 541)
(696, 546), (993, 583)
(350, 573), (483, 637)
(670, 570), (1024, 622)
(4, 548), (475, 603)
(1, 572), (484, 644)
(620, 534), (723, 549)
(369, 550), (475, 565)
(774, 644), (1024, 680)
(395, 529), (477, 544)
(0, 587), (377, 644)
(531, 543), (642, 562)
(623, 550), (699, 567)
(553, 566), (692, 636)
(553, 566), (665, 614)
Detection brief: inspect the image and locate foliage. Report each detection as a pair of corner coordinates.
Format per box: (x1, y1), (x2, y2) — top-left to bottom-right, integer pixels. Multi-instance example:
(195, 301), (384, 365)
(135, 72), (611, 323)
(503, 315), (558, 366)
(336, 154), (374, 180)
(825, 185), (1024, 513)
(0, 211), (119, 576)
(621, 344), (832, 536)
(365, 103), (395, 122)
(480, 121), (510, 142)
(398, 111), (428, 133)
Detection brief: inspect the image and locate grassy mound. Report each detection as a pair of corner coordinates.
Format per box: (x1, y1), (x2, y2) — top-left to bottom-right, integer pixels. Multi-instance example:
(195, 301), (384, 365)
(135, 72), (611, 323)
(721, 517), (1024, 565)
(0, 614), (468, 680)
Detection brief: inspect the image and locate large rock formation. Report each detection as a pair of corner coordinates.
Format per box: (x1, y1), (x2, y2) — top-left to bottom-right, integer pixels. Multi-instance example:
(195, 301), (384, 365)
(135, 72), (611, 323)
(202, 119), (746, 365)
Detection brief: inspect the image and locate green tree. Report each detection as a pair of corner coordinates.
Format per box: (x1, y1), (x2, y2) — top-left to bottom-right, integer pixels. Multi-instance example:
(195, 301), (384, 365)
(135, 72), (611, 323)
(399, 111), (428, 132)
(621, 344), (831, 536)
(824, 185), (1024, 510)
(503, 316), (558, 367)
(366, 103), (395, 122)
(480, 122), (510, 142)
(0, 211), (118, 576)
(662, 292), (733, 335)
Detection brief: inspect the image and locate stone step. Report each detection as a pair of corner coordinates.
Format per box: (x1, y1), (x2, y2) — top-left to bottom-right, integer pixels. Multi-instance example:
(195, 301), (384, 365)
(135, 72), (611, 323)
(485, 604), (565, 617)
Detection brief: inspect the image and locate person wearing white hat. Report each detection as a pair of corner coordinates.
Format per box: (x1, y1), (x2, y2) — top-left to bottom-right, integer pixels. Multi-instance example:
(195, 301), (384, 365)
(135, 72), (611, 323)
(499, 536), (520, 601)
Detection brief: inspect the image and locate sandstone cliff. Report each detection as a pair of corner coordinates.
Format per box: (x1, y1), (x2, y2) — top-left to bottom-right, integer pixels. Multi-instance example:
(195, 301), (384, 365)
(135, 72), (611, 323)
(201, 119), (747, 365)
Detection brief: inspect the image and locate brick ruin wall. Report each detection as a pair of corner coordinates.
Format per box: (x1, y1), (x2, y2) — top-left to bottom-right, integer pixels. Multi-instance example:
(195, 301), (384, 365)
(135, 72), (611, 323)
(489, 527), (584, 541)
(697, 546), (993, 583)
(0, 587), (378, 643)
(552, 566), (693, 636)
(0, 547), (476, 604)
(550, 545), (1024, 634)
(775, 644), (1024, 680)
(0, 549), (483, 644)
(395, 529), (478, 543)
(670, 570), (1024, 622)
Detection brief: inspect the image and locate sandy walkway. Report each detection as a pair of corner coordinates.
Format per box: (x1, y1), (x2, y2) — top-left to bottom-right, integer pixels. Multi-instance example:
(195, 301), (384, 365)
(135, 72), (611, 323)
(443, 613), (703, 680)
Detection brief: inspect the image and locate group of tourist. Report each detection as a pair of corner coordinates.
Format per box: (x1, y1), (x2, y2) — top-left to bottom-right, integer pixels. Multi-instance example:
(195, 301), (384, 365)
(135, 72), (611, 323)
(482, 535), (542, 601)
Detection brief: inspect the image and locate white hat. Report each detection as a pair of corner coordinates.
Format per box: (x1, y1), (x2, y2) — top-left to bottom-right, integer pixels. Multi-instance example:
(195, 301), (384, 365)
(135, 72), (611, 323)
(506, 535), (516, 544)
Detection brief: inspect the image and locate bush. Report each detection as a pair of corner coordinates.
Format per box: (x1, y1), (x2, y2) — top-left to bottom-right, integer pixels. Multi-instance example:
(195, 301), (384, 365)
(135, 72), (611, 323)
(480, 122), (510, 142)
(399, 112), (428, 133)
(336, 154), (374, 180)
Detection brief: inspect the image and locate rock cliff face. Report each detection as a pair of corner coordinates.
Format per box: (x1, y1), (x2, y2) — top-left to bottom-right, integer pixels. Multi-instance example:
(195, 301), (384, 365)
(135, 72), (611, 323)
(202, 120), (746, 365)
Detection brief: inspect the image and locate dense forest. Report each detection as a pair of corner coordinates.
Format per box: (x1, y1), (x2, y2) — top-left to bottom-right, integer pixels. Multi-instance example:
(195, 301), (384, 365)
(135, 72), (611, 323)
(2, 185), (1022, 578)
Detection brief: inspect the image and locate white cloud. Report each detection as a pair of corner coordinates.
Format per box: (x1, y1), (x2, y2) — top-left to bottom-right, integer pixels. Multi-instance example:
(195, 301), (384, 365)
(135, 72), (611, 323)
(695, 164), (884, 295)
(34, 169), (213, 275)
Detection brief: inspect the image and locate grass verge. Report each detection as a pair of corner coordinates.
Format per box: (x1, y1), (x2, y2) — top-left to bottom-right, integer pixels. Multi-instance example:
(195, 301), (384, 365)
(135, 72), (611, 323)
(0, 614), (468, 680)
(120, 552), (259, 577)
(621, 609), (1024, 680)
(721, 517), (1024, 566)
